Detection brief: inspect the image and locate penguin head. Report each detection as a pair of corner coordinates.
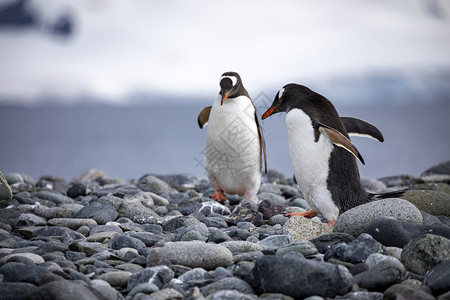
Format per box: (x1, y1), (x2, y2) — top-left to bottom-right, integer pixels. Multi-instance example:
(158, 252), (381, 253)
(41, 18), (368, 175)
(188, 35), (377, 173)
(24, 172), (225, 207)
(219, 72), (248, 105)
(262, 84), (323, 119)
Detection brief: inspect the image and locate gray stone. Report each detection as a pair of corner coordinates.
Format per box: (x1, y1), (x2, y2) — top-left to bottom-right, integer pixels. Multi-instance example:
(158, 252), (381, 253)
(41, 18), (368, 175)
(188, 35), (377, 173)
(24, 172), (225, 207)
(138, 175), (177, 194)
(0, 253), (45, 265)
(31, 190), (73, 204)
(89, 279), (119, 300)
(359, 255), (406, 289)
(143, 288), (184, 300)
(86, 231), (120, 242)
(163, 216), (199, 232)
(74, 201), (118, 225)
(13, 213), (47, 228)
(424, 261), (450, 295)
(220, 241), (263, 253)
(200, 277), (255, 296)
(47, 218), (97, 229)
(283, 216), (332, 241)
(33, 226), (86, 244)
(333, 198), (423, 237)
(257, 192), (286, 205)
(384, 280), (435, 300)
(25, 278), (107, 300)
(401, 234), (450, 275)
(0, 262), (50, 284)
(206, 290), (257, 300)
(0, 171), (12, 200)
(0, 282), (38, 299)
(309, 232), (355, 253)
(180, 229), (204, 241)
(257, 234), (294, 251)
(251, 253), (353, 299)
(69, 241), (104, 256)
(400, 190), (450, 216)
(97, 271), (132, 288)
(158, 241), (233, 270)
(324, 233), (386, 264)
(108, 234), (146, 250)
(128, 282), (160, 298)
(126, 265), (174, 291)
(178, 267), (208, 282)
(276, 241), (318, 257)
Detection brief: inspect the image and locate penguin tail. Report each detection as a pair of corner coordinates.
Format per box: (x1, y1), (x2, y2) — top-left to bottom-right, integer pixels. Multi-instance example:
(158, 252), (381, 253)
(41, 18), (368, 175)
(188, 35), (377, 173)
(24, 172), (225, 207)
(369, 189), (408, 200)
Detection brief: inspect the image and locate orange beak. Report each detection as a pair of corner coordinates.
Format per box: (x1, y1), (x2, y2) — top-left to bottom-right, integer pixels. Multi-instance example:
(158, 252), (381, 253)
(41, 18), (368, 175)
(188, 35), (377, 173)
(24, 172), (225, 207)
(262, 105), (278, 120)
(221, 91), (231, 105)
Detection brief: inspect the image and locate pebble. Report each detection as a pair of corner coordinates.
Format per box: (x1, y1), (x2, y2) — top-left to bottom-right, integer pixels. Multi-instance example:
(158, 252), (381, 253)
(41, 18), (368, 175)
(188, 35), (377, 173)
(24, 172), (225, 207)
(333, 198), (423, 237)
(0, 165), (448, 299)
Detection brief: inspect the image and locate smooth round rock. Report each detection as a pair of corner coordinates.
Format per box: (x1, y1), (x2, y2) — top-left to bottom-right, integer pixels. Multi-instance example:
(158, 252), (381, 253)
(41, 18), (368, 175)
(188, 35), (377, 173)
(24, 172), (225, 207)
(220, 241), (263, 253)
(333, 198), (423, 237)
(276, 241), (318, 257)
(424, 261), (450, 294)
(74, 201), (118, 225)
(0, 253), (44, 265)
(158, 241), (233, 270)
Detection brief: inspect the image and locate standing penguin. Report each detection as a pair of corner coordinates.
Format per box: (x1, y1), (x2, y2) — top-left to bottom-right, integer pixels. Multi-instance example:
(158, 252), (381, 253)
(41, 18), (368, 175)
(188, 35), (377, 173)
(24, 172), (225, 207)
(198, 72), (267, 204)
(262, 84), (384, 226)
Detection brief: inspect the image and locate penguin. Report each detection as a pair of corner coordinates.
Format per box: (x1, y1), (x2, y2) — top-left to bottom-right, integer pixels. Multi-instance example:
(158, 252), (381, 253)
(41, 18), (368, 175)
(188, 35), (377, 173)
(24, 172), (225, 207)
(198, 72), (267, 204)
(262, 84), (384, 226)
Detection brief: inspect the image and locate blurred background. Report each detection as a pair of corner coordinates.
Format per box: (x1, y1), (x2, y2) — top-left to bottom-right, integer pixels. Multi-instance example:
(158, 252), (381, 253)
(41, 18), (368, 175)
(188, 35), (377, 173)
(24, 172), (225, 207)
(0, 0), (449, 181)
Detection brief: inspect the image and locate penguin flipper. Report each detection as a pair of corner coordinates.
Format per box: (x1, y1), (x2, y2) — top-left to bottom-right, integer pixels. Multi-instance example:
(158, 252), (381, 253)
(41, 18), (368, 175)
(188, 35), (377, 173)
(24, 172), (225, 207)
(318, 123), (365, 165)
(341, 117), (384, 142)
(198, 106), (212, 129)
(254, 111), (268, 174)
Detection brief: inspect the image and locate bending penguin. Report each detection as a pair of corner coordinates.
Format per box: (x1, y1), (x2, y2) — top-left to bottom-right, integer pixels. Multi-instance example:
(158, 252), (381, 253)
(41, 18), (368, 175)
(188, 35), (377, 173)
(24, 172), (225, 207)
(262, 84), (384, 226)
(198, 72), (267, 204)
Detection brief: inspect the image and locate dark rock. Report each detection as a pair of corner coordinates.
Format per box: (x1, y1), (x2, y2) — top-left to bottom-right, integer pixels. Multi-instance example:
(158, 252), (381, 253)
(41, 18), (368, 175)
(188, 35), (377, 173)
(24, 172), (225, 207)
(31, 240), (68, 256)
(163, 216), (199, 232)
(200, 216), (228, 229)
(424, 261), (450, 295)
(421, 160), (450, 177)
(126, 265), (174, 291)
(324, 233), (386, 264)
(384, 280), (435, 300)
(250, 253), (353, 299)
(108, 234), (146, 250)
(138, 175), (176, 194)
(33, 226), (85, 244)
(400, 190), (450, 217)
(200, 277), (255, 296)
(74, 201), (118, 225)
(276, 241), (317, 257)
(208, 229), (233, 243)
(359, 258), (406, 289)
(67, 183), (87, 198)
(25, 279), (107, 300)
(0, 171), (12, 200)
(0, 262), (50, 284)
(0, 282), (38, 300)
(31, 191), (73, 205)
(367, 218), (450, 247)
(310, 232), (355, 253)
(229, 200), (259, 224)
(258, 199), (286, 220)
(401, 234), (450, 275)
(13, 213), (47, 228)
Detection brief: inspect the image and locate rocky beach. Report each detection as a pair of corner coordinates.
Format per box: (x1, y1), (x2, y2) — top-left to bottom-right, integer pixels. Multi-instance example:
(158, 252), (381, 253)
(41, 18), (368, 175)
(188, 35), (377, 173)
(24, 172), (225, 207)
(0, 161), (449, 300)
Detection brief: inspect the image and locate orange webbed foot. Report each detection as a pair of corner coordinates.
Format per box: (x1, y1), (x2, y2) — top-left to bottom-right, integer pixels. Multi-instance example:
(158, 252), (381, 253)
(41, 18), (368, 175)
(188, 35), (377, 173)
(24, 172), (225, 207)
(284, 210), (318, 219)
(210, 191), (227, 203)
(327, 220), (335, 227)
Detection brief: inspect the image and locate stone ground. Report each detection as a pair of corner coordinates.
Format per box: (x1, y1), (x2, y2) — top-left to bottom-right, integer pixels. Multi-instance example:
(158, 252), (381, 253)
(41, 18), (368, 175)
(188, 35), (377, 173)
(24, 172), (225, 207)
(0, 161), (449, 300)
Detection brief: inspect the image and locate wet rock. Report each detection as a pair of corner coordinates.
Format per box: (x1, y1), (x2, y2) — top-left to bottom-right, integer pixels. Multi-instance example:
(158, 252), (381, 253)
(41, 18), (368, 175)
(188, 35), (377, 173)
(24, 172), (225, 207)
(424, 261), (450, 295)
(400, 190), (450, 216)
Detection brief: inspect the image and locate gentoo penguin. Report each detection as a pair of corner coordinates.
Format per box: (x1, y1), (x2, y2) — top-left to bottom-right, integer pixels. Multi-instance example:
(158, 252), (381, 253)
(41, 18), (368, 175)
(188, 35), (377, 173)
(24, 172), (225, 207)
(262, 84), (384, 226)
(198, 72), (267, 204)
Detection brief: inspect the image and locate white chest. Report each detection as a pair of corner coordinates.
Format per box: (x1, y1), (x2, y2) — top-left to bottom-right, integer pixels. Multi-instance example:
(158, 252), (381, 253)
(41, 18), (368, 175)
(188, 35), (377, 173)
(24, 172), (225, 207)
(285, 109), (339, 221)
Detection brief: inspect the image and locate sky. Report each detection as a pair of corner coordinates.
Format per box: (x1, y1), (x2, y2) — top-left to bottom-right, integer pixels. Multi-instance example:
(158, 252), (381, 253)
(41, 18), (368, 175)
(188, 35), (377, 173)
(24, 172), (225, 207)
(0, 0), (449, 105)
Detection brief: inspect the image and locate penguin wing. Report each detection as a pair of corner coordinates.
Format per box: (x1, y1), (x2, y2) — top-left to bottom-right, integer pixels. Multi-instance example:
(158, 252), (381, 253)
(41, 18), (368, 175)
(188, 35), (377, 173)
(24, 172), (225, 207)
(197, 106), (212, 129)
(254, 112), (268, 174)
(318, 122), (365, 165)
(341, 117), (384, 142)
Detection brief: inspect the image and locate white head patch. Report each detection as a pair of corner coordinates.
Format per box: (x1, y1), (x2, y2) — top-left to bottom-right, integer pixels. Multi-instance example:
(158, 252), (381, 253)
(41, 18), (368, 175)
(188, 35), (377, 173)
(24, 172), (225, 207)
(220, 75), (237, 87)
(277, 87), (285, 99)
